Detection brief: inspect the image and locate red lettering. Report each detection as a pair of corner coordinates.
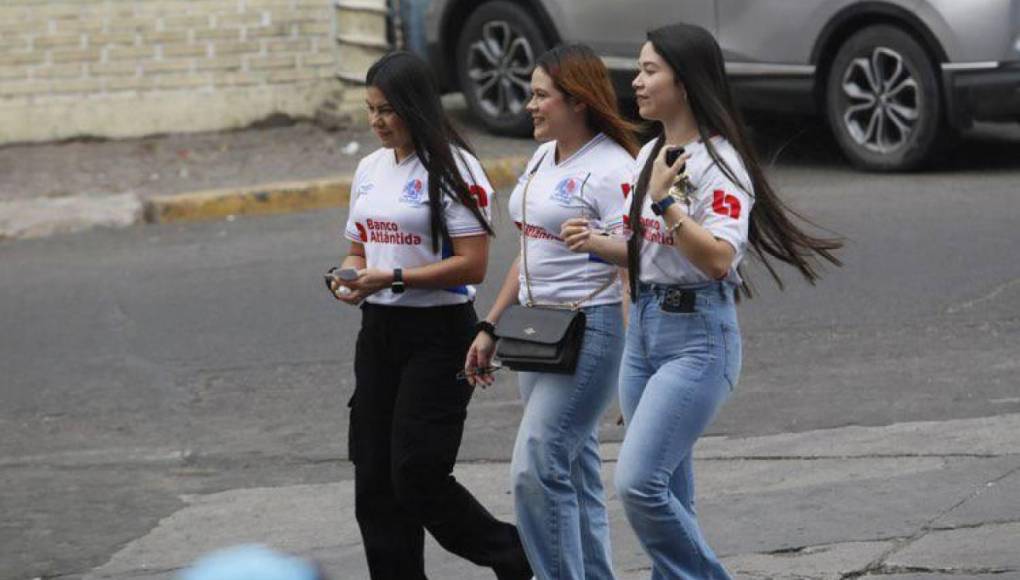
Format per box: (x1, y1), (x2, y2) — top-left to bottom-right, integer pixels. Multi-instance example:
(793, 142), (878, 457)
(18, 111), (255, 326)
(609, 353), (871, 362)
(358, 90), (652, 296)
(368, 230), (422, 245)
(515, 222), (562, 241)
(367, 219), (398, 231)
(639, 217), (661, 231)
(642, 228), (675, 246)
(355, 222), (368, 242)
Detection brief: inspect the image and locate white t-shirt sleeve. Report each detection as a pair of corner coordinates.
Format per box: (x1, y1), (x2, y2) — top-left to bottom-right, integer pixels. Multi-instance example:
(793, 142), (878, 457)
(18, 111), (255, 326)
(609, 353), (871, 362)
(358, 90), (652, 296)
(592, 161), (632, 232)
(344, 159), (367, 243)
(444, 150), (494, 238)
(690, 162), (754, 256)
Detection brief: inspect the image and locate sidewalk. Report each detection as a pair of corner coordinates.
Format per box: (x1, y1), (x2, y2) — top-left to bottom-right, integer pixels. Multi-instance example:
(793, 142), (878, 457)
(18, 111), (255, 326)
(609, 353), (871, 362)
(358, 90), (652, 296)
(82, 413), (1020, 579)
(4, 102), (1018, 241)
(0, 98), (536, 240)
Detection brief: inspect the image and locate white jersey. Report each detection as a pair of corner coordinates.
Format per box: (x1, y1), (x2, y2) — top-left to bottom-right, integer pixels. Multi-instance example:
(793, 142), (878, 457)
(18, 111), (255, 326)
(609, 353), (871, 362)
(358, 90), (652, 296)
(627, 136), (754, 286)
(344, 146), (493, 307)
(508, 134), (633, 306)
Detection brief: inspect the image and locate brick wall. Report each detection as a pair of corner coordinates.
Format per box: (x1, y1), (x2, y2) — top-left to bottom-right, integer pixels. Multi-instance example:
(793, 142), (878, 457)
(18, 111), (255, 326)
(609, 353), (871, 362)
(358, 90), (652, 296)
(0, 0), (348, 144)
(316, 0), (388, 127)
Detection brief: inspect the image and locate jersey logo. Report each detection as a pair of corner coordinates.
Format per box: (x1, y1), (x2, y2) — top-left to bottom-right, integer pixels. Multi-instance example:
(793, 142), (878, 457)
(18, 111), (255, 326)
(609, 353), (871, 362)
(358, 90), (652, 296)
(621, 183), (631, 198)
(356, 182), (374, 198)
(399, 178), (427, 205)
(551, 176), (581, 206)
(468, 184), (489, 208)
(712, 190), (741, 220)
(355, 222), (368, 242)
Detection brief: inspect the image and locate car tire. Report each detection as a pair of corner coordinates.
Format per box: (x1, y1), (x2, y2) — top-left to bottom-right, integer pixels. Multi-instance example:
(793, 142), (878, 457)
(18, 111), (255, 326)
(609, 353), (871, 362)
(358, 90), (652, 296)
(456, 1), (549, 136)
(825, 25), (943, 171)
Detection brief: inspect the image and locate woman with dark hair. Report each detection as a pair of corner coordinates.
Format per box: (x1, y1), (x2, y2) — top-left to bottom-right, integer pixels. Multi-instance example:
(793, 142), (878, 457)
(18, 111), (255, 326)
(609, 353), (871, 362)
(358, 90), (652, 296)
(464, 44), (638, 579)
(328, 51), (531, 580)
(566, 24), (842, 578)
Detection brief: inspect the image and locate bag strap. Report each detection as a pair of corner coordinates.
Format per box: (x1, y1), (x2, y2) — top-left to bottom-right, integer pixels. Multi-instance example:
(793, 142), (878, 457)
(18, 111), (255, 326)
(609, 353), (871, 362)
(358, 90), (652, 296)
(520, 151), (617, 311)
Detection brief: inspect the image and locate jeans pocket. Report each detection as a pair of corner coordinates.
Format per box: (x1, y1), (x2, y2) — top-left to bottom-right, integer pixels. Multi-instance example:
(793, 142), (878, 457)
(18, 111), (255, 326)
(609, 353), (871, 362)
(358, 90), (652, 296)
(347, 393), (357, 464)
(656, 308), (712, 350)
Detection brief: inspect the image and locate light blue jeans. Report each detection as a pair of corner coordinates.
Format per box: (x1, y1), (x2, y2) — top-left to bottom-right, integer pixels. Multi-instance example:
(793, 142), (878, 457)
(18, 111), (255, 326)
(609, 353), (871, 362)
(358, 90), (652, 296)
(511, 303), (624, 580)
(615, 282), (741, 580)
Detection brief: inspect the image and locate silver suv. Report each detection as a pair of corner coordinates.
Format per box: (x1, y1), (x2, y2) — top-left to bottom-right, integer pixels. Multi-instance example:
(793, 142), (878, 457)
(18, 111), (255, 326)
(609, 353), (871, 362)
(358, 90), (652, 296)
(413, 0), (1020, 170)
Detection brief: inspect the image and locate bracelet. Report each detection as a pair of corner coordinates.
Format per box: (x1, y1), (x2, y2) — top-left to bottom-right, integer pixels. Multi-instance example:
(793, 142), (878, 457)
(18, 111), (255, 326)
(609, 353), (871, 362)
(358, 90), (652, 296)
(476, 320), (497, 339)
(666, 215), (685, 236)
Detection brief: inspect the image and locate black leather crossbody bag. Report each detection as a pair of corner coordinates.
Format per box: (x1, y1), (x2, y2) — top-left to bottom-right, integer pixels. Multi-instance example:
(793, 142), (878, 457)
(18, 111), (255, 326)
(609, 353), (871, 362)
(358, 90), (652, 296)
(494, 303), (587, 373)
(495, 154), (615, 374)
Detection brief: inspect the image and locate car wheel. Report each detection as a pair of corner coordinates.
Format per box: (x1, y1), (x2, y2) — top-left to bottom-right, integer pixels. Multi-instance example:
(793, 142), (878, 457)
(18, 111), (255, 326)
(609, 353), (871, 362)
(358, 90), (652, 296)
(825, 25), (942, 171)
(456, 1), (549, 136)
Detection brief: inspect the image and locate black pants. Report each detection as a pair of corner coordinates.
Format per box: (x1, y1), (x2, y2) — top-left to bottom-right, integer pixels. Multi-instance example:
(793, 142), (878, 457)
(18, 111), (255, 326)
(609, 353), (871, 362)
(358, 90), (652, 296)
(350, 302), (530, 580)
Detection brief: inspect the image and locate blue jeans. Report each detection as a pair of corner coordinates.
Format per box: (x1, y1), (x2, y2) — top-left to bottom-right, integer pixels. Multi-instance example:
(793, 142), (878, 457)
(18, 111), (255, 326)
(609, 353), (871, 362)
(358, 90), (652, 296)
(615, 282), (741, 580)
(510, 303), (624, 580)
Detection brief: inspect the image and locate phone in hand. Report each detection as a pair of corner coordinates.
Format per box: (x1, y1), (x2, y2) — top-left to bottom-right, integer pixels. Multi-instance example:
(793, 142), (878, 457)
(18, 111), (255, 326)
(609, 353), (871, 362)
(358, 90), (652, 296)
(336, 268), (359, 281)
(665, 146), (685, 168)
(324, 267), (359, 293)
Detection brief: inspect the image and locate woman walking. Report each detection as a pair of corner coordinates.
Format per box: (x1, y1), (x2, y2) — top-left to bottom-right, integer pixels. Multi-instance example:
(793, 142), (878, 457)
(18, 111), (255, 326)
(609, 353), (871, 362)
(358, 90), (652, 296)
(464, 44), (638, 580)
(328, 51), (531, 580)
(566, 24), (842, 579)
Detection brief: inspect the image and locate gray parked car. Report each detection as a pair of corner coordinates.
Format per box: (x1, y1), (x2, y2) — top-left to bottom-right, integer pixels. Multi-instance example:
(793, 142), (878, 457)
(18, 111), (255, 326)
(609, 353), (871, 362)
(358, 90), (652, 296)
(412, 0), (1020, 170)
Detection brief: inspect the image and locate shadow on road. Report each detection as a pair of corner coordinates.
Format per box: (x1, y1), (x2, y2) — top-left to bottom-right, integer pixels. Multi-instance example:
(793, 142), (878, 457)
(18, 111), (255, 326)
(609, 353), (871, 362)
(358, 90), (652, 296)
(749, 116), (1020, 173)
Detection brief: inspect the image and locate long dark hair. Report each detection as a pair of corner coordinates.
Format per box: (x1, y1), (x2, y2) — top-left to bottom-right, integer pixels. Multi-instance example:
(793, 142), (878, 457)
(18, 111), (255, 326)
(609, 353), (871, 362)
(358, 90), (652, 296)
(366, 51), (493, 253)
(627, 23), (842, 299)
(536, 44), (640, 156)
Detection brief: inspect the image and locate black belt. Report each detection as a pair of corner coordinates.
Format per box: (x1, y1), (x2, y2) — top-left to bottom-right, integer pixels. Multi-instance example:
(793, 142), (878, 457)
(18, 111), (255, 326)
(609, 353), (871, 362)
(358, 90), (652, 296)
(637, 281), (728, 313)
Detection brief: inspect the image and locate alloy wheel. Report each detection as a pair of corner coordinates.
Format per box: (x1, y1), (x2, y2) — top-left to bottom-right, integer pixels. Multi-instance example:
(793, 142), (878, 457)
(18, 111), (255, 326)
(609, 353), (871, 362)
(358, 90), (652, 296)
(840, 47), (921, 154)
(465, 20), (535, 119)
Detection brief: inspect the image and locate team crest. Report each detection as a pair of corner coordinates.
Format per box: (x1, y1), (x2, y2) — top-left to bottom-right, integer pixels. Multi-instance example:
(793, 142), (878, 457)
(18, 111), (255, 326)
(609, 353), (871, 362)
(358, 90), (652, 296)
(399, 178), (426, 205)
(551, 176), (581, 206)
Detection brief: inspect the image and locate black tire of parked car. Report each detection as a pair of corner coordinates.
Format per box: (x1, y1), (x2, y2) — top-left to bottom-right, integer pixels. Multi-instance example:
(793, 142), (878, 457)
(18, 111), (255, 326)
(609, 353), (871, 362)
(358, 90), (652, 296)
(825, 25), (943, 171)
(455, 1), (549, 136)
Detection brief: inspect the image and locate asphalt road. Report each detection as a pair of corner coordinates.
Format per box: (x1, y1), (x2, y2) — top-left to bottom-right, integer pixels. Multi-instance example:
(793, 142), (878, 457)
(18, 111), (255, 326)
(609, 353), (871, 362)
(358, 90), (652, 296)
(2, 123), (1019, 579)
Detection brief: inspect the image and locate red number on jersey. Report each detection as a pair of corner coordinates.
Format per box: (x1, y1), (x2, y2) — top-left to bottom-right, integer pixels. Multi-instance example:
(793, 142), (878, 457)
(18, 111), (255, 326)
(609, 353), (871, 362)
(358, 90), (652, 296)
(469, 185), (489, 208)
(712, 190), (741, 219)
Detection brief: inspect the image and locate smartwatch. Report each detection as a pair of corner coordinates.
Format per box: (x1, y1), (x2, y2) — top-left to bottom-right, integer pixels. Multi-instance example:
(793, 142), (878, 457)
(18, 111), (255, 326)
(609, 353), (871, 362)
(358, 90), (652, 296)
(391, 268), (405, 294)
(650, 195), (677, 216)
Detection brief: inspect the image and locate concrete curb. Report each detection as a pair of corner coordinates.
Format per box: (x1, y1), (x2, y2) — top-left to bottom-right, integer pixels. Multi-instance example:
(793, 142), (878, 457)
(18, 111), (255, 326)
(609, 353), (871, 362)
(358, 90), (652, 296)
(143, 155), (530, 225)
(0, 155), (531, 240)
(143, 176), (355, 225)
(0, 193), (143, 241)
